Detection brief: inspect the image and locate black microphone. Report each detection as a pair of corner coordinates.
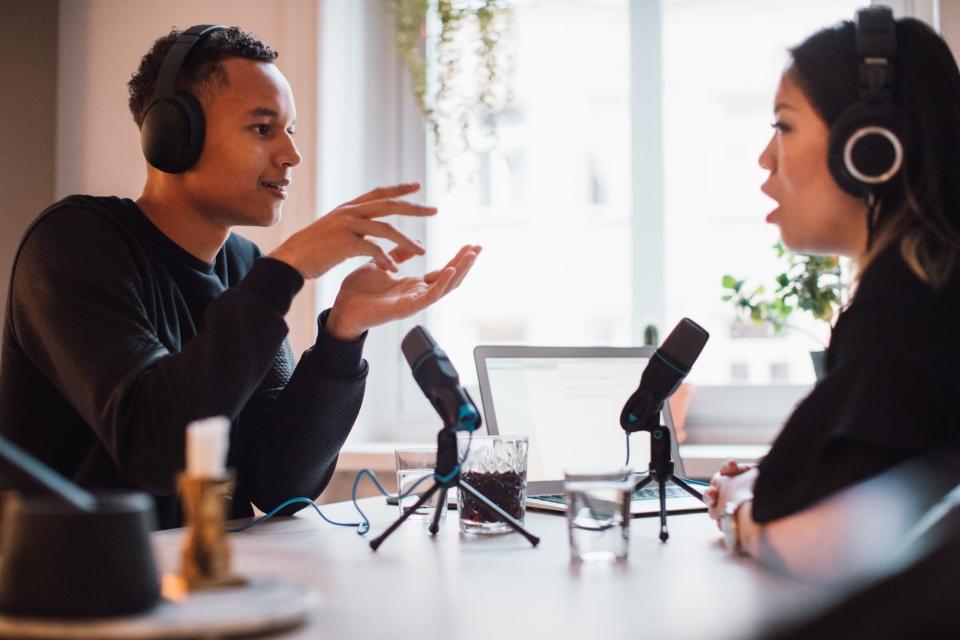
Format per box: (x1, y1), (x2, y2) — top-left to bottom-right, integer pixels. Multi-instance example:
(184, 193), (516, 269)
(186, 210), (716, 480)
(620, 318), (709, 433)
(402, 326), (481, 432)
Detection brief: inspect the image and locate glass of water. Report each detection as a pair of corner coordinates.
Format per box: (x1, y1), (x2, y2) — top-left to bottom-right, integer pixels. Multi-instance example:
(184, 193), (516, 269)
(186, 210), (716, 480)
(564, 468), (634, 562)
(394, 447), (445, 522)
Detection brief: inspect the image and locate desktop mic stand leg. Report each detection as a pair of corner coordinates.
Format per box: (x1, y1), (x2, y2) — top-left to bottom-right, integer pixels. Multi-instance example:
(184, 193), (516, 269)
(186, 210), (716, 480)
(370, 427), (540, 551)
(429, 486), (449, 534)
(633, 424), (704, 542)
(369, 476), (540, 550)
(369, 481), (442, 551)
(457, 479), (540, 547)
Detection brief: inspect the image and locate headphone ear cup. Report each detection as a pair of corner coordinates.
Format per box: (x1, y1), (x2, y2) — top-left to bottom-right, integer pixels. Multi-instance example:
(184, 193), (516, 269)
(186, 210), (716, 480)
(139, 91), (206, 174)
(828, 102), (904, 197)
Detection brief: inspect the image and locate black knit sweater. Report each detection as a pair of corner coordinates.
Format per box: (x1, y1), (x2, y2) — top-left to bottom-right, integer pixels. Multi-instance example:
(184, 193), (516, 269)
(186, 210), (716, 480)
(0, 195), (366, 528)
(753, 243), (960, 522)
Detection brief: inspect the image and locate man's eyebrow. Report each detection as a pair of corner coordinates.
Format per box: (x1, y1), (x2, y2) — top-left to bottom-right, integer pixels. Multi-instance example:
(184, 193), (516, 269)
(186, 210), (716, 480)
(248, 107), (280, 118)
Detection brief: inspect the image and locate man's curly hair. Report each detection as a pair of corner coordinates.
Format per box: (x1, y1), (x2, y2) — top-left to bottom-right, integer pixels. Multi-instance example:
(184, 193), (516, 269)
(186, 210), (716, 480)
(127, 26), (278, 127)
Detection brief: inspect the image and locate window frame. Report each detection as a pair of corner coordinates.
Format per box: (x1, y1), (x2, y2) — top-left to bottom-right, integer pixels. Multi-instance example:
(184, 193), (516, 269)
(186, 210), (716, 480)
(317, 0), (942, 445)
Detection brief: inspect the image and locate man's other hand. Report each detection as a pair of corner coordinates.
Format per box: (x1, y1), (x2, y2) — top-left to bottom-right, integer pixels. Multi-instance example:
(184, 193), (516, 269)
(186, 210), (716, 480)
(268, 183), (435, 279)
(325, 244), (481, 341)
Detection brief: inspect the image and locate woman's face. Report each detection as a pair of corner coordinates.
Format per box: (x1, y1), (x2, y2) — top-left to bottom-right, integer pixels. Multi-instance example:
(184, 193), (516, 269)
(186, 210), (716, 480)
(759, 68), (867, 256)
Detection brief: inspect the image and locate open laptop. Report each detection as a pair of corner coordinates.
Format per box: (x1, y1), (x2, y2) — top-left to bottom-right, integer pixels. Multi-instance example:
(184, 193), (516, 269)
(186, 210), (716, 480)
(474, 345), (707, 516)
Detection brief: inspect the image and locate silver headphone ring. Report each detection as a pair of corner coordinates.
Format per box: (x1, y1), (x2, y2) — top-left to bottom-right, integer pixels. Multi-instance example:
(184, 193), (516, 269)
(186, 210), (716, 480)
(843, 126), (904, 184)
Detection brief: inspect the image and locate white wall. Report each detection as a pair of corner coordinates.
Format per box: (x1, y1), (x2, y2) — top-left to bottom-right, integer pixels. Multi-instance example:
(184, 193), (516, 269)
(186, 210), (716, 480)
(55, 0), (322, 354)
(0, 1), (57, 331)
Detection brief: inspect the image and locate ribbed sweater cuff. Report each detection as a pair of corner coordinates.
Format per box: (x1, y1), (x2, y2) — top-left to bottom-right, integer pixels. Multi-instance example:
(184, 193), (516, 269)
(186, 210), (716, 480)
(311, 308), (367, 378)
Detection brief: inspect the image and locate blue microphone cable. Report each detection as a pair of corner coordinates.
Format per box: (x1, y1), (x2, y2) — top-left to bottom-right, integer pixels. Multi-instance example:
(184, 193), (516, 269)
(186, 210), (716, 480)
(230, 429), (476, 535)
(228, 468), (435, 535)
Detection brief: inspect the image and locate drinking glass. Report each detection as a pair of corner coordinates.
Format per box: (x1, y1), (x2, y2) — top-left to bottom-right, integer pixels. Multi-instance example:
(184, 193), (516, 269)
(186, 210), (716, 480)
(564, 468), (633, 562)
(394, 447), (445, 522)
(456, 434), (528, 535)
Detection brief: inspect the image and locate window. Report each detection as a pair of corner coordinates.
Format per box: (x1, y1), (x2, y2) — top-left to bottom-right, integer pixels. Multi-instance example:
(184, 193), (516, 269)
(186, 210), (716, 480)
(661, 0), (862, 385)
(419, 0), (862, 440)
(429, 0), (633, 387)
(323, 0), (933, 442)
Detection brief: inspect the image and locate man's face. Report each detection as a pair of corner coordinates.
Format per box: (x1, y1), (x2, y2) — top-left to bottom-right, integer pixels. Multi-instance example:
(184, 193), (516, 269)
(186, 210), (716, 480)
(181, 58), (301, 229)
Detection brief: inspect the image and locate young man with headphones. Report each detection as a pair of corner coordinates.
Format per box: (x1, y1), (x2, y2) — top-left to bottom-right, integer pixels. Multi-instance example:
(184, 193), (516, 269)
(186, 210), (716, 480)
(0, 26), (479, 529)
(701, 6), (960, 571)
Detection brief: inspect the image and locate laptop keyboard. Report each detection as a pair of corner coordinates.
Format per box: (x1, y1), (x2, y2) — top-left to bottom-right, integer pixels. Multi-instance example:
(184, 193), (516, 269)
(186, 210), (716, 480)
(533, 485), (695, 505)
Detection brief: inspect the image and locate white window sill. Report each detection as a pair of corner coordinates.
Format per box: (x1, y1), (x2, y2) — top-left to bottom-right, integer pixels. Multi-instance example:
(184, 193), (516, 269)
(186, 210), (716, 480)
(337, 441), (769, 481)
(677, 443), (769, 479)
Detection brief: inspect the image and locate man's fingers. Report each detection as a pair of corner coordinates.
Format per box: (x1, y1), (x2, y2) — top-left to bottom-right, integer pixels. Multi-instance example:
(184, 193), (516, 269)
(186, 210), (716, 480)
(355, 220), (424, 260)
(419, 246), (480, 294)
(420, 244), (482, 285)
(358, 240), (397, 273)
(447, 246), (481, 291)
(347, 199), (437, 219)
(341, 182), (421, 206)
(426, 267), (457, 302)
(442, 252), (476, 294)
(408, 267), (457, 312)
(388, 240), (425, 264)
(440, 244), (477, 269)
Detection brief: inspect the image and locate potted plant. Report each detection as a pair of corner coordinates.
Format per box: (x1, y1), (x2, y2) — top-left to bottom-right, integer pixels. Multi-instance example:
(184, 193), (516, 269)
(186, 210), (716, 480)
(721, 242), (844, 380)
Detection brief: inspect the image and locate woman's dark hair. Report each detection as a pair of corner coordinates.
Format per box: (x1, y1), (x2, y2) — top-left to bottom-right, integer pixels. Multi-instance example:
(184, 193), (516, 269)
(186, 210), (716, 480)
(789, 17), (960, 288)
(127, 26), (278, 127)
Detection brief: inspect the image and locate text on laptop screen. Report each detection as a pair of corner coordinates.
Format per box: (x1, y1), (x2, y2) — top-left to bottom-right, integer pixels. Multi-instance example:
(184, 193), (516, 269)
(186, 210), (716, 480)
(484, 357), (659, 481)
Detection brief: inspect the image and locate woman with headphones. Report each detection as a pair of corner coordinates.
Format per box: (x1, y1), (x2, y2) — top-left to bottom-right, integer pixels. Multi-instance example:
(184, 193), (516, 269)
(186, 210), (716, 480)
(704, 6), (960, 574)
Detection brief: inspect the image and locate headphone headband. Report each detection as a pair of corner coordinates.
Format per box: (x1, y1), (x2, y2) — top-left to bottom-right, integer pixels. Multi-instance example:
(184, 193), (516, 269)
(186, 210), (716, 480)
(855, 6), (896, 103)
(152, 25), (226, 101)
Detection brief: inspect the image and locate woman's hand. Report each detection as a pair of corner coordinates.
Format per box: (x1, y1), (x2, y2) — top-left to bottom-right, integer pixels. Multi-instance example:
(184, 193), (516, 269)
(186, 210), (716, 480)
(704, 459), (758, 525)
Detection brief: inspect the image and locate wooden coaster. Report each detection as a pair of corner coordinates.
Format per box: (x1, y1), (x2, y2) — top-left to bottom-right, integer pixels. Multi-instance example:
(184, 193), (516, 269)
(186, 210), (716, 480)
(0, 576), (318, 639)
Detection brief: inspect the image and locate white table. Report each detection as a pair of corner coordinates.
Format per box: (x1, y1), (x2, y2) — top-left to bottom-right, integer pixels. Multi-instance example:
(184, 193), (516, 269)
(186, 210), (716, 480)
(150, 499), (836, 640)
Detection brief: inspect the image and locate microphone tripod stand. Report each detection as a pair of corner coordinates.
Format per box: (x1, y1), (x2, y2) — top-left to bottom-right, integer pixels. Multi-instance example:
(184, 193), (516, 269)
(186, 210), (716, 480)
(633, 423), (703, 542)
(369, 426), (540, 551)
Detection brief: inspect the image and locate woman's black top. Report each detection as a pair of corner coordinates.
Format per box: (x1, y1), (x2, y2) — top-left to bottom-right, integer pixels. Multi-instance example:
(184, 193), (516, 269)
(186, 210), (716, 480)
(752, 243), (960, 523)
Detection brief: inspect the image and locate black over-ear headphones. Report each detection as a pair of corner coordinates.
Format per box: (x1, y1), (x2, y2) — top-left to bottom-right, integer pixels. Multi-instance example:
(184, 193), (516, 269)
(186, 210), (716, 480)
(827, 6), (904, 198)
(140, 25), (227, 174)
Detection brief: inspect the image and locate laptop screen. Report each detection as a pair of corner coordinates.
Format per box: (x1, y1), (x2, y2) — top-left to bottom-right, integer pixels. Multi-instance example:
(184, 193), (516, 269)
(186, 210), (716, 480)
(478, 353), (662, 482)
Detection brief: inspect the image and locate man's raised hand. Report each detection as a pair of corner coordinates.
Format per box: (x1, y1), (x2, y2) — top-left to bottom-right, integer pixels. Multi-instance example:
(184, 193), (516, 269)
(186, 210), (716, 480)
(269, 183), (435, 279)
(325, 245), (481, 341)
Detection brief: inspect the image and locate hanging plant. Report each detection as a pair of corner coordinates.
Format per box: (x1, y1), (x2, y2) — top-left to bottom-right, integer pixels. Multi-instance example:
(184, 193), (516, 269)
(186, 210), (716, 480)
(390, 0), (514, 185)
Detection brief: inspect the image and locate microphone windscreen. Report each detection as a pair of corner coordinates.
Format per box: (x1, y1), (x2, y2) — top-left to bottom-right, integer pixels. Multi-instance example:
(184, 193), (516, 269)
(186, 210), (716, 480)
(659, 318), (709, 370)
(401, 326), (438, 368)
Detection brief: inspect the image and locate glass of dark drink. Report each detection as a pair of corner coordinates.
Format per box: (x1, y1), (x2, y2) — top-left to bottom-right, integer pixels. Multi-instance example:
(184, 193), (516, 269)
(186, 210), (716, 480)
(456, 434), (528, 535)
